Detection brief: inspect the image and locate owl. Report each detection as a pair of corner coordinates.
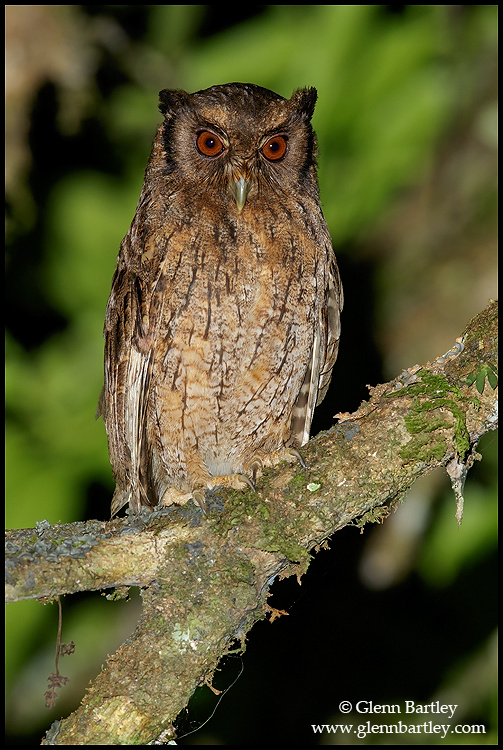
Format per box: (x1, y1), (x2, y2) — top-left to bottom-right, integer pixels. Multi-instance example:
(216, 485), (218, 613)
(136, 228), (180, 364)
(98, 82), (343, 515)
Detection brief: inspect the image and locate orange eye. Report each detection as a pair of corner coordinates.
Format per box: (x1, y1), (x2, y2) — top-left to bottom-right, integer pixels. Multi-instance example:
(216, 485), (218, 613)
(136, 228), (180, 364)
(261, 135), (288, 162)
(196, 131), (225, 157)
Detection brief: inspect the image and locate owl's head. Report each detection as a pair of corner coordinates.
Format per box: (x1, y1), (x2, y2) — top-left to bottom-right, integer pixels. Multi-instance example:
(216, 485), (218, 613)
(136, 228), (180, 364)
(154, 83), (319, 212)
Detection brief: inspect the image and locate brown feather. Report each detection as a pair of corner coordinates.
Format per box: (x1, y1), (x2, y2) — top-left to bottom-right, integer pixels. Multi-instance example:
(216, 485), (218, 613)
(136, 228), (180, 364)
(99, 83), (343, 514)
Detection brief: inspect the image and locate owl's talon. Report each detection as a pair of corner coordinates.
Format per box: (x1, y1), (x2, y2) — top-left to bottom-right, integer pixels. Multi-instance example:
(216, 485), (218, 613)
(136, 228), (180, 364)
(249, 458), (263, 487)
(192, 488), (208, 515)
(288, 447), (306, 469)
(239, 473), (256, 492)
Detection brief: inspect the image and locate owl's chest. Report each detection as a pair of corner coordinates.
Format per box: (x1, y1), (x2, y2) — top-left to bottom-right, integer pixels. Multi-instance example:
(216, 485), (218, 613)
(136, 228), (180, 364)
(152, 214), (319, 319)
(148, 217), (321, 379)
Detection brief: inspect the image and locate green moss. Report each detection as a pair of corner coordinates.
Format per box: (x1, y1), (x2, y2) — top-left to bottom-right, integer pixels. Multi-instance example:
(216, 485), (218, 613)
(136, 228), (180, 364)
(399, 432), (449, 463)
(254, 533), (309, 565)
(393, 371), (471, 462)
(287, 471), (308, 490)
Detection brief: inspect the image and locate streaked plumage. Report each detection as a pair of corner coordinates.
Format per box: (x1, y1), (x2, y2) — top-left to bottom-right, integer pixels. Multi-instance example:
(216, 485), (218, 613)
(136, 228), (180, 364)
(98, 83), (343, 514)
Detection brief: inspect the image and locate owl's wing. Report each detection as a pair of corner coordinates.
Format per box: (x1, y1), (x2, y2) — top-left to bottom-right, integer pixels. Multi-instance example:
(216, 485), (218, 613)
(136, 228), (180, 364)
(316, 252), (343, 406)
(98, 265), (156, 515)
(293, 249), (343, 447)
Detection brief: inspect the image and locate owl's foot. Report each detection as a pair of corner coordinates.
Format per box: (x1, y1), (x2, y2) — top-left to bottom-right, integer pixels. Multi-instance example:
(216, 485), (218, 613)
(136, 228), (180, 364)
(160, 486), (194, 508)
(250, 447), (306, 473)
(159, 453), (304, 514)
(207, 473), (255, 492)
(191, 473), (255, 514)
(159, 480), (251, 515)
(241, 448), (305, 488)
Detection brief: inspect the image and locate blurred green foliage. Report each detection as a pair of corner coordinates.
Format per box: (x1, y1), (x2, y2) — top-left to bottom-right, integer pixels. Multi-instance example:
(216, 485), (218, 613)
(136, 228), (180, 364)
(5, 5), (497, 744)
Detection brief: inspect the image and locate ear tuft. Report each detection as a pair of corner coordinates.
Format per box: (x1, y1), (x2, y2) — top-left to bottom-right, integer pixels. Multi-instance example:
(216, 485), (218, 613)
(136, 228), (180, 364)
(158, 89), (191, 118)
(291, 87), (318, 121)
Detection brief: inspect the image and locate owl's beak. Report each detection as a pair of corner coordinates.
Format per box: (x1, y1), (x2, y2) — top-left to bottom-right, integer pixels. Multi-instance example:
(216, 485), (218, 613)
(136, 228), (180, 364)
(230, 177), (251, 213)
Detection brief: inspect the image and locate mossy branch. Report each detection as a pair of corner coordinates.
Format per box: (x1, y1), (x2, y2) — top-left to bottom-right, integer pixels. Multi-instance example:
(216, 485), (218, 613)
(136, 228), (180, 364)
(5, 301), (498, 745)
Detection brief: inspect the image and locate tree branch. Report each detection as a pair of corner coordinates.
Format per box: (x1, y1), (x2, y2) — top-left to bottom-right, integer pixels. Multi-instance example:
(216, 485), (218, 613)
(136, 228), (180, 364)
(5, 301), (498, 745)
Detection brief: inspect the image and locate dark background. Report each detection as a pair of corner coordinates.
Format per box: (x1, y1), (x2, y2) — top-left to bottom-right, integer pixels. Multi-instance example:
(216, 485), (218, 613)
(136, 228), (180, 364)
(6, 5), (497, 744)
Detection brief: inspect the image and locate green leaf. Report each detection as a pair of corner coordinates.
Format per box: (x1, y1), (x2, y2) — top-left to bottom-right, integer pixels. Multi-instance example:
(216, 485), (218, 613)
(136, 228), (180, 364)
(487, 368), (498, 390)
(475, 370), (487, 394)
